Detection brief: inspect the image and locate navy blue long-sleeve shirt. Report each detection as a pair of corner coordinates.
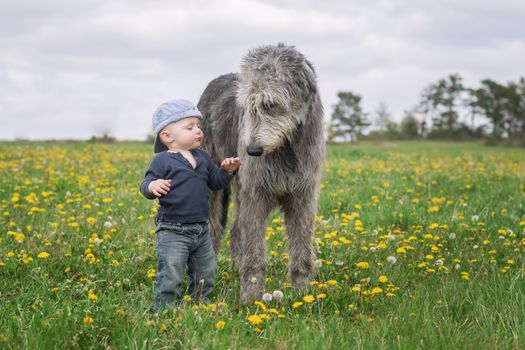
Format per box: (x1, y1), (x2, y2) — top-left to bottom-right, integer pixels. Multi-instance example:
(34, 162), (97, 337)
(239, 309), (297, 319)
(140, 149), (232, 224)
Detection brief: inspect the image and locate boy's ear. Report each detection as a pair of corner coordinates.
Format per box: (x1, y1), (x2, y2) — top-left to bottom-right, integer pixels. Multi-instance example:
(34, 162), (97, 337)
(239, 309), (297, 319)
(159, 130), (170, 143)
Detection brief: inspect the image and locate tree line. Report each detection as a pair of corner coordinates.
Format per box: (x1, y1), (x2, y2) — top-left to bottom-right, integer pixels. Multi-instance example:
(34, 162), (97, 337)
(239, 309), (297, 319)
(328, 74), (525, 146)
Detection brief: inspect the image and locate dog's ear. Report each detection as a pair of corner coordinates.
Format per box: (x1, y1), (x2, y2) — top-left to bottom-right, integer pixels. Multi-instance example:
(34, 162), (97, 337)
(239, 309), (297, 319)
(301, 60), (318, 95)
(303, 60), (317, 79)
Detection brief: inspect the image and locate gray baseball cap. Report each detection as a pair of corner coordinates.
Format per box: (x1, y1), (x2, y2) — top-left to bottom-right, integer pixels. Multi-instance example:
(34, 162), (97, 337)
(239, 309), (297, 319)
(152, 99), (203, 153)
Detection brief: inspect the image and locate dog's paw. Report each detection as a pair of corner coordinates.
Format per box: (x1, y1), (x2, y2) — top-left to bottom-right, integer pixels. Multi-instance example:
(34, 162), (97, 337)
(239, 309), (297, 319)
(240, 275), (264, 303)
(291, 274), (310, 291)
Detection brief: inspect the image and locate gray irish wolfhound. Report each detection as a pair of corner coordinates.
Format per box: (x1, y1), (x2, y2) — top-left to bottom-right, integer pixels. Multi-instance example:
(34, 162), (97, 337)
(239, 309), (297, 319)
(198, 43), (325, 302)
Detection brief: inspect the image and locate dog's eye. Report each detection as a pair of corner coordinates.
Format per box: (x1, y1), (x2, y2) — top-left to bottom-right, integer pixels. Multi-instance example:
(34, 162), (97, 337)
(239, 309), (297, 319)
(262, 102), (276, 113)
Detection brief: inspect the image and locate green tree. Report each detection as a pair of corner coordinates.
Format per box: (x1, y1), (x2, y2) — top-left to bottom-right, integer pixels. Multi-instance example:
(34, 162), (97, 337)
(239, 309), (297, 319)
(517, 78), (525, 136)
(419, 73), (465, 136)
(330, 91), (370, 142)
(400, 112), (420, 138)
(468, 78), (525, 138)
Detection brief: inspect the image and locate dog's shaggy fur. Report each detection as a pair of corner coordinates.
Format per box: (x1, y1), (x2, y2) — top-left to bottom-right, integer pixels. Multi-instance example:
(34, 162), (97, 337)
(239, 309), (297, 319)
(198, 43), (325, 302)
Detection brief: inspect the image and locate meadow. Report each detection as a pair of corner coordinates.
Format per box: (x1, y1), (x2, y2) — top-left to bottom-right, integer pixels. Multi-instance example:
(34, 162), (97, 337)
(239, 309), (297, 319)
(0, 141), (524, 349)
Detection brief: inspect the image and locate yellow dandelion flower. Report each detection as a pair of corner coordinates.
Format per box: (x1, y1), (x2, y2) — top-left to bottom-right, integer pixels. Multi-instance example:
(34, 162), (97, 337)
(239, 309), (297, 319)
(83, 316), (93, 325)
(215, 320), (226, 330)
(37, 252), (50, 259)
(378, 275), (388, 283)
(356, 262), (369, 269)
(317, 293), (327, 300)
(428, 206), (440, 214)
(292, 301), (303, 308)
(147, 269), (156, 280)
(303, 295), (315, 303)
(330, 240), (340, 247)
(254, 301), (267, 311)
(247, 315), (263, 326)
(396, 247), (407, 254)
(371, 287), (383, 294)
(88, 289), (97, 302)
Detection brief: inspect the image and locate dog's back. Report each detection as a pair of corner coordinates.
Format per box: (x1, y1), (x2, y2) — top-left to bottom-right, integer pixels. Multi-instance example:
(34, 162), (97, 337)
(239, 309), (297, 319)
(198, 73), (241, 163)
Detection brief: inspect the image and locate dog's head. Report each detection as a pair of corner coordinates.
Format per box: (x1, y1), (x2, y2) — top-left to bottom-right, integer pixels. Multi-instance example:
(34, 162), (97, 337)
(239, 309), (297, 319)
(236, 44), (317, 156)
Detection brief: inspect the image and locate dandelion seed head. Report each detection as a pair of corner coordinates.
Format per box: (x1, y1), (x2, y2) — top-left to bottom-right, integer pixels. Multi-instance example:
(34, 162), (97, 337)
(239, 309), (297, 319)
(272, 290), (284, 300)
(262, 293), (273, 302)
(387, 256), (397, 264)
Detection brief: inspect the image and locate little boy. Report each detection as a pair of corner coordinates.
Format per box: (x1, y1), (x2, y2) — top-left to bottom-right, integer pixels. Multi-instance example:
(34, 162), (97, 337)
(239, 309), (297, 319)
(140, 99), (241, 312)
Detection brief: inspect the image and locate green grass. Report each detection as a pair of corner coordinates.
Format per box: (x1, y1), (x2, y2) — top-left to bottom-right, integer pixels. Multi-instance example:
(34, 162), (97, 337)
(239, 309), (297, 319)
(0, 140), (524, 349)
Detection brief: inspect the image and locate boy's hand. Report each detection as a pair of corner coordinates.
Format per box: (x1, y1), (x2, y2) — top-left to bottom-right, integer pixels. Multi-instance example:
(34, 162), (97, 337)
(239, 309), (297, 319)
(221, 157), (242, 174)
(147, 179), (172, 197)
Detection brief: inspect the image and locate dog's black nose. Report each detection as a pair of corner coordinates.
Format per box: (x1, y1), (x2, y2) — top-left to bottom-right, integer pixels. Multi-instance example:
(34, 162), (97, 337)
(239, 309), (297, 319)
(247, 146), (263, 156)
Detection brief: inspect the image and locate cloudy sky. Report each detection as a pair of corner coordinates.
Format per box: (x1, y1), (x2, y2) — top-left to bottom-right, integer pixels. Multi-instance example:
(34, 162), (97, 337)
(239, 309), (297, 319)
(1, 0), (524, 140)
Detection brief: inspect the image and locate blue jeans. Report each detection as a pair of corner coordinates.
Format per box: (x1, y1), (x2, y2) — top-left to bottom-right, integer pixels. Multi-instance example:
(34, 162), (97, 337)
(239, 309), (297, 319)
(154, 221), (216, 312)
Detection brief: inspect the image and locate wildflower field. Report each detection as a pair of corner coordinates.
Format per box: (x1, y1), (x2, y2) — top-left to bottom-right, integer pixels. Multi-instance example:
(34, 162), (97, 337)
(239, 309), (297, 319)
(1, 141), (524, 349)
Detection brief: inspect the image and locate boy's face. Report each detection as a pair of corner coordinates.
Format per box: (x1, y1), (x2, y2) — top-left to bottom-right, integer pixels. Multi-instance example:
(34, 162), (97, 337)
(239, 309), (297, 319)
(160, 117), (203, 151)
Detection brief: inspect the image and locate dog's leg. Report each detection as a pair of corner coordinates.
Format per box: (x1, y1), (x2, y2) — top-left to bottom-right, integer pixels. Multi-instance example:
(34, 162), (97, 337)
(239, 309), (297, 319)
(229, 192), (242, 268)
(208, 190), (227, 255)
(283, 193), (316, 290)
(238, 193), (271, 303)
